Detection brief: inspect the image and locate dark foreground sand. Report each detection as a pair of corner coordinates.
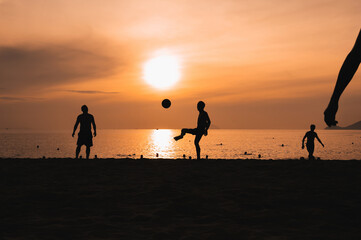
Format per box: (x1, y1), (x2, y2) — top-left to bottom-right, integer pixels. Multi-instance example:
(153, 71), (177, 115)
(1, 159), (361, 240)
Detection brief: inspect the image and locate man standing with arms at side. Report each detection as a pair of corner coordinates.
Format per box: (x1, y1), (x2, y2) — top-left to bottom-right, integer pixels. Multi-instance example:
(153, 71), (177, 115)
(72, 105), (96, 159)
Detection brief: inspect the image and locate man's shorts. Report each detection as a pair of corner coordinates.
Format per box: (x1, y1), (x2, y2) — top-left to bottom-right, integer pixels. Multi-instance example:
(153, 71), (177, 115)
(77, 132), (93, 147)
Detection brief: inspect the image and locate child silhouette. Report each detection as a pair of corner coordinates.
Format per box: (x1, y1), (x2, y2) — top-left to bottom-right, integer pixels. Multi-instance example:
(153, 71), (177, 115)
(174, 101), (211, 160)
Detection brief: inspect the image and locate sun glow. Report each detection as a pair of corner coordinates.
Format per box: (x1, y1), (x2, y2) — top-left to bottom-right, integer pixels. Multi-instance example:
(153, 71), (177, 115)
(151, 129), (173, 149)
(150, 129), (175, 158)
(143, 55), (181, 90)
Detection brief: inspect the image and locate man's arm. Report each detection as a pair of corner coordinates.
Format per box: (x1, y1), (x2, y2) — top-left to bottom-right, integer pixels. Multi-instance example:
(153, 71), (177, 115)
(72, 116), (80, 137)
(205, 113), (211, 130)
(92, 116), (97, 137)
(324, 29), (361, 126)
(204, 113), (211, 136)
(316, 134), (324, 147)
(302, 134), (307, 149)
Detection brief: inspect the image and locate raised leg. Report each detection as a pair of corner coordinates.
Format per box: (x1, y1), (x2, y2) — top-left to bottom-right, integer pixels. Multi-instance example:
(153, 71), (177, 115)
(324, 30), (361, 126)
(174, 128), (196, 141)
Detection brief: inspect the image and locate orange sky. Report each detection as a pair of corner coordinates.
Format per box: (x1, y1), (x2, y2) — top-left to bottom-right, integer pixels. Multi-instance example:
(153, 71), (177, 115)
(0, 0), (360, 129)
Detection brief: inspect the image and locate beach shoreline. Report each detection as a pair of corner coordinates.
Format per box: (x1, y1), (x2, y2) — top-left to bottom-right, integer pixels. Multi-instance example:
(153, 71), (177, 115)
(1, 159), (361, 239)
(2, 157), (361, 160)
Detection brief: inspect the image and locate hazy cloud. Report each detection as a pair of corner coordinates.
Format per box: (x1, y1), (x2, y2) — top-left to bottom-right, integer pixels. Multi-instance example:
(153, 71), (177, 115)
(0, 42), (117, 93)
(0, 96), (43, 102)
(67, 90), (120, 94)
(0, 96), (26, 101)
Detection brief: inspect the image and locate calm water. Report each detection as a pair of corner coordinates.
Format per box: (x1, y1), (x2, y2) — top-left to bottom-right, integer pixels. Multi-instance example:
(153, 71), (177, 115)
(0, 129), (360, 160)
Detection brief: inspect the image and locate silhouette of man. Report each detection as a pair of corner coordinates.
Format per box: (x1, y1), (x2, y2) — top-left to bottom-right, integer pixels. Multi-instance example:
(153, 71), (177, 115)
(302, 124), (324, 160)
(324, 29), (361, 126)
(174, 101), (211, 160)
(72, 105), (96, 159)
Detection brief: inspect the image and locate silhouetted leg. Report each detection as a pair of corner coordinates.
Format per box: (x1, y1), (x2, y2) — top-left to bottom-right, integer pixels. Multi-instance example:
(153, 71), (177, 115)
(86, 146), (90, 159)
(76, 145), (81, 159)
(174, 128), (197, 141)
(306, 143), (314, 160)
(194, 134), (203, 160)
(325, 30), (361, 126)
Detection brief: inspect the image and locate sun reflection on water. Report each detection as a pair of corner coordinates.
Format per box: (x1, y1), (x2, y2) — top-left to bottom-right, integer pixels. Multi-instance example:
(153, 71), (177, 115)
(149, 129), (174, 158)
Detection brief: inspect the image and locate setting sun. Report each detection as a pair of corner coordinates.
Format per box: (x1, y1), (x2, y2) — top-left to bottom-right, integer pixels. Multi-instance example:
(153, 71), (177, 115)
(143, 55), (181, 90)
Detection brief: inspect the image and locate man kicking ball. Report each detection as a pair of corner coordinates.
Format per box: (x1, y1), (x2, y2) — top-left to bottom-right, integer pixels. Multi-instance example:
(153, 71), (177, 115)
(174, 101), (211, 160)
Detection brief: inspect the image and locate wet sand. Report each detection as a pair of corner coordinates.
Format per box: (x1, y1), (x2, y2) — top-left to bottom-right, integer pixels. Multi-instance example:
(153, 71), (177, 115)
(1, 158), (361, 239)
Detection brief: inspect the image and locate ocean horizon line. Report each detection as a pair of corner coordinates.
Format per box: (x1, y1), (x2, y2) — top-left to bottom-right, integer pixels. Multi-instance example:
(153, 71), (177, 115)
(2, 127), (353, 131)
(1, 157), (361, 161)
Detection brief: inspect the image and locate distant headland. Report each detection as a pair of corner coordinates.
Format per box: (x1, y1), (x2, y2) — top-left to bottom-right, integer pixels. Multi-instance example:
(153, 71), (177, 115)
(325, 120), (361, 130)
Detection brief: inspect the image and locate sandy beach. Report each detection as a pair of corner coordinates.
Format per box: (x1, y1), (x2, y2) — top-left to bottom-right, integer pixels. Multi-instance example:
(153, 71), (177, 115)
(1, 158), (361, 239)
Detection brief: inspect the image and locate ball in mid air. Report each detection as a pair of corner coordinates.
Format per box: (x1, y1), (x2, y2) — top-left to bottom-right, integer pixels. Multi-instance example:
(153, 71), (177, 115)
(162, 99), (171, 108)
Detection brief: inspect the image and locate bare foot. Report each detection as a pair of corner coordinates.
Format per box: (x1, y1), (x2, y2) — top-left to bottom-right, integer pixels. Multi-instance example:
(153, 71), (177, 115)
(174, 135), (183, 141)
(324, 103), (338, 127)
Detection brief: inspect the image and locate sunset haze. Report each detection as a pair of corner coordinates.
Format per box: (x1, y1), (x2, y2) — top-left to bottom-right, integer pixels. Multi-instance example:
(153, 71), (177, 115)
(0, 0), (360, 129)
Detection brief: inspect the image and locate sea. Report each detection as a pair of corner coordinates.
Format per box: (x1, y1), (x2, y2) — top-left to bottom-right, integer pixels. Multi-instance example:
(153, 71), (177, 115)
(0, 129), (360, 160)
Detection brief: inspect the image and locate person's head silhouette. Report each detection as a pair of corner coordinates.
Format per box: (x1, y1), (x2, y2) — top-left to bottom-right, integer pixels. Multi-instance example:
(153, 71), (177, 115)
(81, 105), (88, 114)
(310, 124), (315, 131)
(197, 101), (205, 111)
